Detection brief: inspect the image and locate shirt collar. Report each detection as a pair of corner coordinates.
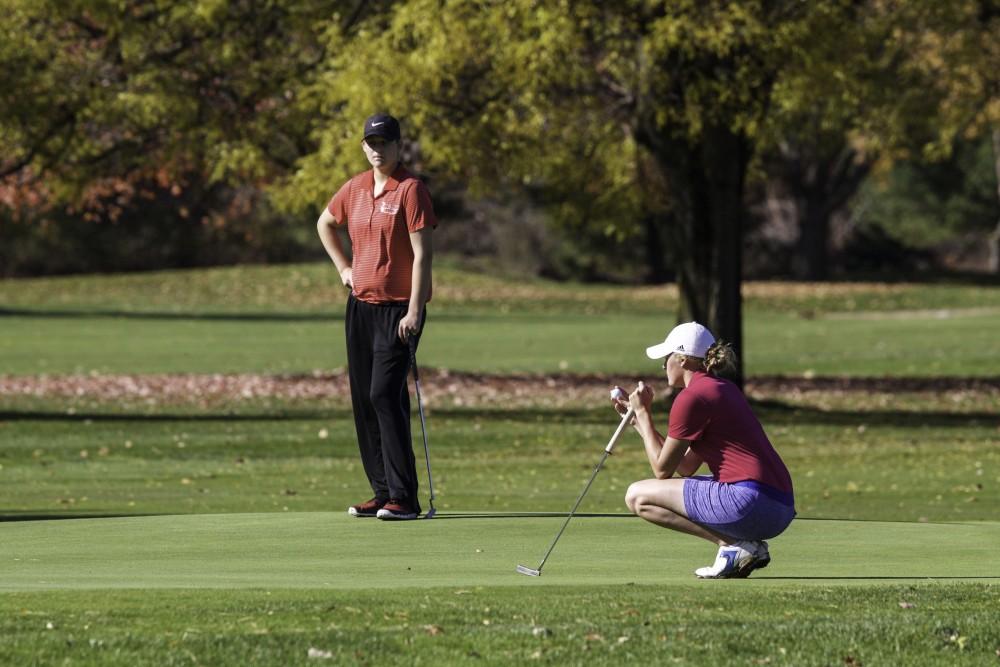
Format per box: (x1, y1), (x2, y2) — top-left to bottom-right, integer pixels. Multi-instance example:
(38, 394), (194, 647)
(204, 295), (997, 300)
(368, 164), (410, 194)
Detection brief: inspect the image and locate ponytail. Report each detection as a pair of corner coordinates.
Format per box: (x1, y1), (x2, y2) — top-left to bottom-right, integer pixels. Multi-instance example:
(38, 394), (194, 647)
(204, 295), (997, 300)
(703, 340), (738, 379)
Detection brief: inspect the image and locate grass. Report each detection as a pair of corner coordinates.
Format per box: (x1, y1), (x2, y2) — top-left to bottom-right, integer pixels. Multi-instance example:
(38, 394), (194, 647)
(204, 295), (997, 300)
(3, 512), (997, 590)
(3, 310), (1000, 375)
(2, 264), (1000, 664)
(0, 400), (997, 521)
(3, 261), (1000, 316)
(2, 584), (997, 666)
(0, 515), (997, 665)
(1, 262), (1000, 376)
(1, 394), (998, 664)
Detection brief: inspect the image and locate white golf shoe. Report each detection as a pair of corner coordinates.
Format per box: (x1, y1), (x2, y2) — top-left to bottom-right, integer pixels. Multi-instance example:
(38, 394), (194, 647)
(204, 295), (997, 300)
(695, 540), (770, 579)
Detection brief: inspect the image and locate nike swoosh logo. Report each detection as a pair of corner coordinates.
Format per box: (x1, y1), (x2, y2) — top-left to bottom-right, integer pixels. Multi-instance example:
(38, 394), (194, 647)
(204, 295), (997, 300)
(372, 122), (384, 127)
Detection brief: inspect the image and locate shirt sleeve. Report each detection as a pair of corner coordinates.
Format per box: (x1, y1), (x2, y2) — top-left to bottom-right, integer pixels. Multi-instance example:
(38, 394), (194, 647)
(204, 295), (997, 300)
(326, 180), (351, 226)
(403, 180), (437, 233)
(667, 389), (710, 441)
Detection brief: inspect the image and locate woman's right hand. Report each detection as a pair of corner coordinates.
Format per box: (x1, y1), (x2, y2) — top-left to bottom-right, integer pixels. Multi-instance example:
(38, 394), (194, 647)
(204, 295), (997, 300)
(339, 266), (353, 288)
(629, 381), (654, 415)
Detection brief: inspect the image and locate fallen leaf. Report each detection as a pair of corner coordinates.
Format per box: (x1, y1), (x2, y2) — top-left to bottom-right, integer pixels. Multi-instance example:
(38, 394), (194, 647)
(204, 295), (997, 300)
(307, 647), (333, 659)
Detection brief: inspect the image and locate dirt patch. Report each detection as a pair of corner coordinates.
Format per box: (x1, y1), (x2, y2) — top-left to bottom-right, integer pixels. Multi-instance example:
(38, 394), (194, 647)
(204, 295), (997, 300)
(2, 371), (997, 410)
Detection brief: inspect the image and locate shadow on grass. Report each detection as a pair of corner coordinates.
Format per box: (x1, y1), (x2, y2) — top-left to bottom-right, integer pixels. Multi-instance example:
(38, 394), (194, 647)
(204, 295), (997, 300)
(431, 512), (636, 519)
(0, 512), (165, 523)
(0, 401), (993, 428)
(751, 399), (998, 429)
(794, 516), (974, 525)
(0, 308), (531, 323)
(428, 404), (997, 429)
(756, 576), (1000, 580)
(428, 513), (973, 526)
(0, 307), (342, 322)
(0, 410), (348, 422)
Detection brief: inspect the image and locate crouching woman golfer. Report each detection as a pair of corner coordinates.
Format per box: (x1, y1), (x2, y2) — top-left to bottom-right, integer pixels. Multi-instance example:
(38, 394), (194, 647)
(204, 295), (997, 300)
(613, 322), (795, 578)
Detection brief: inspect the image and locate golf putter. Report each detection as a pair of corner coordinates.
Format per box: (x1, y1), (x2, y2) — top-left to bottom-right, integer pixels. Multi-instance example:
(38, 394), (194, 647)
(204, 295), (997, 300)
(409, 337), (437, 519)
(517, 388), (634, 576)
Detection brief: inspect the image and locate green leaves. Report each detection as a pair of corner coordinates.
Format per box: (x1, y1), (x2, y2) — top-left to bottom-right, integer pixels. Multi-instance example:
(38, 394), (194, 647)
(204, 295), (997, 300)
(6, 0), (991, 216)
(1, 0), (338, 200)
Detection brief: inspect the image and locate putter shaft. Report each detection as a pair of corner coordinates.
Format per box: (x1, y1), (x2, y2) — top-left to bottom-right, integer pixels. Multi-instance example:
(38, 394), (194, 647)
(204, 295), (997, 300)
(518, 407), (634, 576)
(409, 338), (437, 517)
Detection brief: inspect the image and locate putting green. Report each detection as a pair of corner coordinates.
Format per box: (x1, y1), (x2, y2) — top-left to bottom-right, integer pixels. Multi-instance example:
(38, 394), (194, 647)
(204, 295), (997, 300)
(1, 513), (995, 591)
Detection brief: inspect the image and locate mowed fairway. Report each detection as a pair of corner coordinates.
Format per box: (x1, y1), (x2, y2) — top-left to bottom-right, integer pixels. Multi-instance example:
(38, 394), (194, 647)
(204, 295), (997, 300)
(2, 309), (1000, 376)
(1, 265), (999, 665)
(2, 263), (1000, 376)
(2, 513), (997, 590)
(1, 514), (998, 665)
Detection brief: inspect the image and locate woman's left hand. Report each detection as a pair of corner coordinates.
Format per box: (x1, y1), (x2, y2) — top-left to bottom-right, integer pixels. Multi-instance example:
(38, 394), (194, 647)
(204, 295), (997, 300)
(398, 312), (420, 342)
(610, 385), (630, 416)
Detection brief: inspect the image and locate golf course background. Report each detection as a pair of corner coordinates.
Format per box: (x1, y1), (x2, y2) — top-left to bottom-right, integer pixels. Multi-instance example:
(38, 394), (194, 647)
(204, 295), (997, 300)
(1, 264), (998, 665)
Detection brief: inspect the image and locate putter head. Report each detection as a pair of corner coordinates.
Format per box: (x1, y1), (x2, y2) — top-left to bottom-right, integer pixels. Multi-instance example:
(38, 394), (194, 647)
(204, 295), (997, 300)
(423, 507), (437, 519)
(516, 564), (541, 577)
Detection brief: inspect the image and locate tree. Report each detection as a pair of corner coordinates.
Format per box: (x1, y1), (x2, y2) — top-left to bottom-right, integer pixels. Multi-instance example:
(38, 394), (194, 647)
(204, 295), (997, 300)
(992, 129), (1000, 271)
(0, 0), (401, 274)
(6, 0), (997, 337)
(0, 0), (390, 214)
(858, 134), (1000, 260)
(280, 0), (896, 379)
(857, 0), (1000, 272)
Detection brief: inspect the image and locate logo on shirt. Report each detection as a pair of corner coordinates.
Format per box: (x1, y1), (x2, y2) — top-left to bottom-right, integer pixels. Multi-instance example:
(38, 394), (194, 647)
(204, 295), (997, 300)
(677, 344), (685, 351)
(379, 201), (400, 215)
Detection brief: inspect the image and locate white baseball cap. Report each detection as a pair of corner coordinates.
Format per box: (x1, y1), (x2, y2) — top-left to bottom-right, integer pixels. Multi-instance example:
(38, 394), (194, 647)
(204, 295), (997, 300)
(645, 322), (716, 360)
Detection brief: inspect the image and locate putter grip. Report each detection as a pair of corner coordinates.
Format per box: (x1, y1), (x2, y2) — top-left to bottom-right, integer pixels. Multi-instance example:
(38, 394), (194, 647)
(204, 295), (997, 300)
(605, 408), (635, 453)
(408, 337), (420, 382)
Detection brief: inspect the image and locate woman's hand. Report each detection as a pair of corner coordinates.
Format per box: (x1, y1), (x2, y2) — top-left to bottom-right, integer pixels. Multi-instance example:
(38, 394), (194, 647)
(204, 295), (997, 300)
(629, 381), (654, 415)
(397, 311), (420, 342)
(339, 267), (353, 288)
(610, 385), (630, 416)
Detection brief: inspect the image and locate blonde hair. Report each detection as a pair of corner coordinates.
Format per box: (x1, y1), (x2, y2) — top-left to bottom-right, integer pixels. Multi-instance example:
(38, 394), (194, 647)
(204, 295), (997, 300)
(703, 340), (738, 378)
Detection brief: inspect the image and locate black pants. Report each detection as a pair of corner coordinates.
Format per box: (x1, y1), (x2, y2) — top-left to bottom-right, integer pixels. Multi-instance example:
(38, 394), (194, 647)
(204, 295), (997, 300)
(345, 294), (424, 510)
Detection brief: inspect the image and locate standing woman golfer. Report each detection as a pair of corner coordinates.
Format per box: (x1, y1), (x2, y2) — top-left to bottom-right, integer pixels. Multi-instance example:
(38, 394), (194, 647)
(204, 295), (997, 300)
(612, 322), (795, 578)
(316, 113), (437, 521)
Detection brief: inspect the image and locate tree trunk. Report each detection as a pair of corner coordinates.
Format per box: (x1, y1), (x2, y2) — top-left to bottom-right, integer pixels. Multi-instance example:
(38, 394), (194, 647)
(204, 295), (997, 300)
(640, 125), (748, 382)
(990, 129), (1000, 274)
(642, 213), (672, 284)
(793, 196), (831, 281)
(784, 143), (870, 281)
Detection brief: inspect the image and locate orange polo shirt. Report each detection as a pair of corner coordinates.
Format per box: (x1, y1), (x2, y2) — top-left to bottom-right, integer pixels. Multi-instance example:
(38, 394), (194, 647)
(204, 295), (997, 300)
(327, 165), (437, 304)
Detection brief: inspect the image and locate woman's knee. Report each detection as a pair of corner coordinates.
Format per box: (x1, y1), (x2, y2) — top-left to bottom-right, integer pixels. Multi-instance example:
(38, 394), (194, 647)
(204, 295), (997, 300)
(624, 482), (644, 513)
(626, 479), (687, 516)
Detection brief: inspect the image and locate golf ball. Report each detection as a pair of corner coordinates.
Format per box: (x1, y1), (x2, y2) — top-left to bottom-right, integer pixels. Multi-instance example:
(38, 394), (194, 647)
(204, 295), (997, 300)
(610, 387), (627, 401)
